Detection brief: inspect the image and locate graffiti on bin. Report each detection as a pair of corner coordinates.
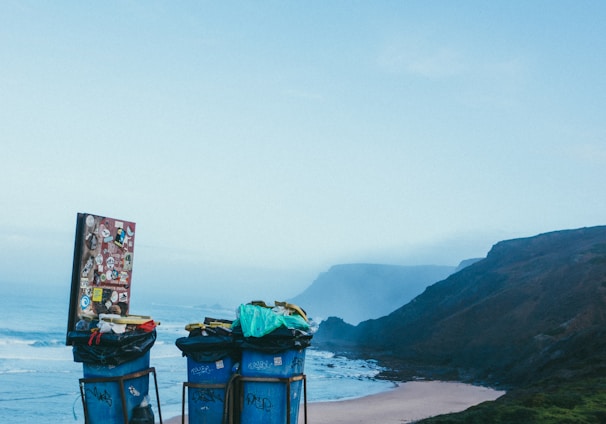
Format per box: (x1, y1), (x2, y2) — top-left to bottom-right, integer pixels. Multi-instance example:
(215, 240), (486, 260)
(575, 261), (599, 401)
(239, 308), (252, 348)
(246, 360), (274, 371)
(246, 392), (272, 412)
(193, 388), (224, 404)
(85, 386), (112, 407)
(190, 364), (213, 376)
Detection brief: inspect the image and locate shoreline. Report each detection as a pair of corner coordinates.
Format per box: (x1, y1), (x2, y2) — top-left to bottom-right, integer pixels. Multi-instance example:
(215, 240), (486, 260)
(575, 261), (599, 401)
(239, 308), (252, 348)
(164, 380), (505, 424)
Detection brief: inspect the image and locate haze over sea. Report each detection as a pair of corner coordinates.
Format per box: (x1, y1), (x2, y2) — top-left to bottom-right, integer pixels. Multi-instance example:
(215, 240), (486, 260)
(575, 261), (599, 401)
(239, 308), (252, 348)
(0, 285), (393, 423)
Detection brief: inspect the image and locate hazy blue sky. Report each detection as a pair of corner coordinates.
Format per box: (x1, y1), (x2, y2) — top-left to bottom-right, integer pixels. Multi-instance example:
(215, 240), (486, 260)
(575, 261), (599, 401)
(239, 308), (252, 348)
(2, 2), (605, 303)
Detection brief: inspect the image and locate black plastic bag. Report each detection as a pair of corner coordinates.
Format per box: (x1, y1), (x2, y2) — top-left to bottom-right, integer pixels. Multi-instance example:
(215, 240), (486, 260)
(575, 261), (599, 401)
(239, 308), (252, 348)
(233, 326), (313, 354)
(129, 404), (154, 424)
(68, 329), (156, 366)
(175, 332), (237, 363)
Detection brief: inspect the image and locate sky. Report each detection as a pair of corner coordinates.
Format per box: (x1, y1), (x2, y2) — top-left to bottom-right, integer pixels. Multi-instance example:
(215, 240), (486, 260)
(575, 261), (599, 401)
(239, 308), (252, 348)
(1, 1), (605, 305)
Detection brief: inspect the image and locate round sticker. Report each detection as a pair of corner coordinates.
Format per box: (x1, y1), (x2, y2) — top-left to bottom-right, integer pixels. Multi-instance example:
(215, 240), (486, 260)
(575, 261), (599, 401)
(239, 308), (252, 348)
(80, 295), (90, 309)
(86, 215), (95, 227)
(111, 291), (118, 303)
(102, 228), (111, 238)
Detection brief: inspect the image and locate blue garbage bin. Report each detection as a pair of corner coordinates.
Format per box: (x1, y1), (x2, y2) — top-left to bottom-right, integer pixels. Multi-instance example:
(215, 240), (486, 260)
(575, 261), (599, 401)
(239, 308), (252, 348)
(239, 347), (306, 424)
(81, 351), (151, 424)
(176, 327), (238, 424)
(235, 322), (312, 424)
(69, 329), (157, 424)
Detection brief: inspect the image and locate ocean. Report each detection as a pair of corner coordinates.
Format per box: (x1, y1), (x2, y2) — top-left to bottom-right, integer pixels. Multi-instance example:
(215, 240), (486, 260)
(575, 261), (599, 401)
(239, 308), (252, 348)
(0, 286), (394, 423)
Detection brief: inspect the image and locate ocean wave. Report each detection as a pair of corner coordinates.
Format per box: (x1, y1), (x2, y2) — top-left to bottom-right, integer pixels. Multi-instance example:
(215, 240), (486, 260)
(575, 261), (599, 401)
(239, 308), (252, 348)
(0, 338), (65, 351)
(0, 366), (73, 375)
(0, 328), (65, 346)
(0, 391), (75, 402)
(0, 345), (74, 361)
(0, 368), (38, 374)
(30, 339), (65, 347)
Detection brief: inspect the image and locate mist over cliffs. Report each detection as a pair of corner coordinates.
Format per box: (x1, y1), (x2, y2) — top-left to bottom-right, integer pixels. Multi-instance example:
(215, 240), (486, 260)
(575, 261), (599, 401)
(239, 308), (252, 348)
(290, 263), (458, 324)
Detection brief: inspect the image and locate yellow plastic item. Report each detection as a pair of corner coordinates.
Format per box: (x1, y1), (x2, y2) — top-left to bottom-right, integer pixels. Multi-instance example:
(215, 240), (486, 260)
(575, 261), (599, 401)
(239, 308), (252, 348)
(185, 321), (232, 332)
(185, 322), (206, 331)
(275, 301), (308, 322)
(100, 315), (158, 325)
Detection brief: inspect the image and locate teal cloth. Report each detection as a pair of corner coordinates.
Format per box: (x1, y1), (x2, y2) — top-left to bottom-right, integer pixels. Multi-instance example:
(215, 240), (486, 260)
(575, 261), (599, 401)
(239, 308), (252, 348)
(235, 304), (310, 338)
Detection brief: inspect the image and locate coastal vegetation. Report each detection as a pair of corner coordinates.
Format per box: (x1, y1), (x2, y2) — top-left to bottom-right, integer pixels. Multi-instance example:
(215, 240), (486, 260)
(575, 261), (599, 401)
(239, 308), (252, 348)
(421, 377), (606, 423)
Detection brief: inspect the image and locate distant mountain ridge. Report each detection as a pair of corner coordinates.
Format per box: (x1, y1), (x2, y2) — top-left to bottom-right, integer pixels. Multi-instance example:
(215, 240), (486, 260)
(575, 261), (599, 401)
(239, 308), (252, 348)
(314, 226), (606, 387)
(290, 263), (456, 324)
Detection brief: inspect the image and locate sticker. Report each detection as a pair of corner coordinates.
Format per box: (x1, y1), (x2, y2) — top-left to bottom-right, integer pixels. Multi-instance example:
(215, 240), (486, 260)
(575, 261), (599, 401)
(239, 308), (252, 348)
(103, 236), (113, 243)
(92, 288), (103, 302)
(106, 256), (115, 269)
(216, 359), (224, 369)
(80, 296), (90, 309)
(95, 254), (104, 265)
(87, 233), (98, 250)
(123, 252), (133, 271)
(80, 278), (89, 288)
(106, 270), (113, 281)
(126, 226), (134, 236)
(119, 271), (129, 283)
(119, 292), (128, 302)
(86, 215), (95, 227)
(273, 356), (282, 366)
(111, 291), (118, 303)
(105, 300), (112, 309)
(101, 229), (111, 238)
(81, 257), (94, 277)
(114, 228), (126, 248)
(100, 273), (107, 282)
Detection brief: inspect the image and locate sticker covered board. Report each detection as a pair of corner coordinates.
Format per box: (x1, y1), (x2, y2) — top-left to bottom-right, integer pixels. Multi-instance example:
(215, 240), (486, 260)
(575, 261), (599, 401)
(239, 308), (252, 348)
(66, 213), (136, 344)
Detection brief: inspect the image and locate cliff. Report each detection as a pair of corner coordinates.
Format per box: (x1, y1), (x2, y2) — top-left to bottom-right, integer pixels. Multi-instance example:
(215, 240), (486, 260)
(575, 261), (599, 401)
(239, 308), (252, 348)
(290, 263), (456, 324)
(315, 226), (606, 387)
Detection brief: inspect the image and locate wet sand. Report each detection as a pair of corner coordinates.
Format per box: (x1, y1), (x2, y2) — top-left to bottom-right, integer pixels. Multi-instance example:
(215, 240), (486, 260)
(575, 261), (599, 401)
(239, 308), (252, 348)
(164, 380), (505, 424)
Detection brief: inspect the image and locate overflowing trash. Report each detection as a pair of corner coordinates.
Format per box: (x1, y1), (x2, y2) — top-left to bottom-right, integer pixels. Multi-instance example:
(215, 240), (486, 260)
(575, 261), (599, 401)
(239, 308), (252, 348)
(68, 314), (161, 424)
(68, 315), (157, 366)
(176, 319), (239, 424)
(176, 300), (314, 424)
(234, 301), (310, 337)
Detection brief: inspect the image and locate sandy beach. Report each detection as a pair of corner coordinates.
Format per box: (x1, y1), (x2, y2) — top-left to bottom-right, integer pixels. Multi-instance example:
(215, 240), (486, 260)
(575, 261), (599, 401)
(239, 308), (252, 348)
(165, 380), (505, 424)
